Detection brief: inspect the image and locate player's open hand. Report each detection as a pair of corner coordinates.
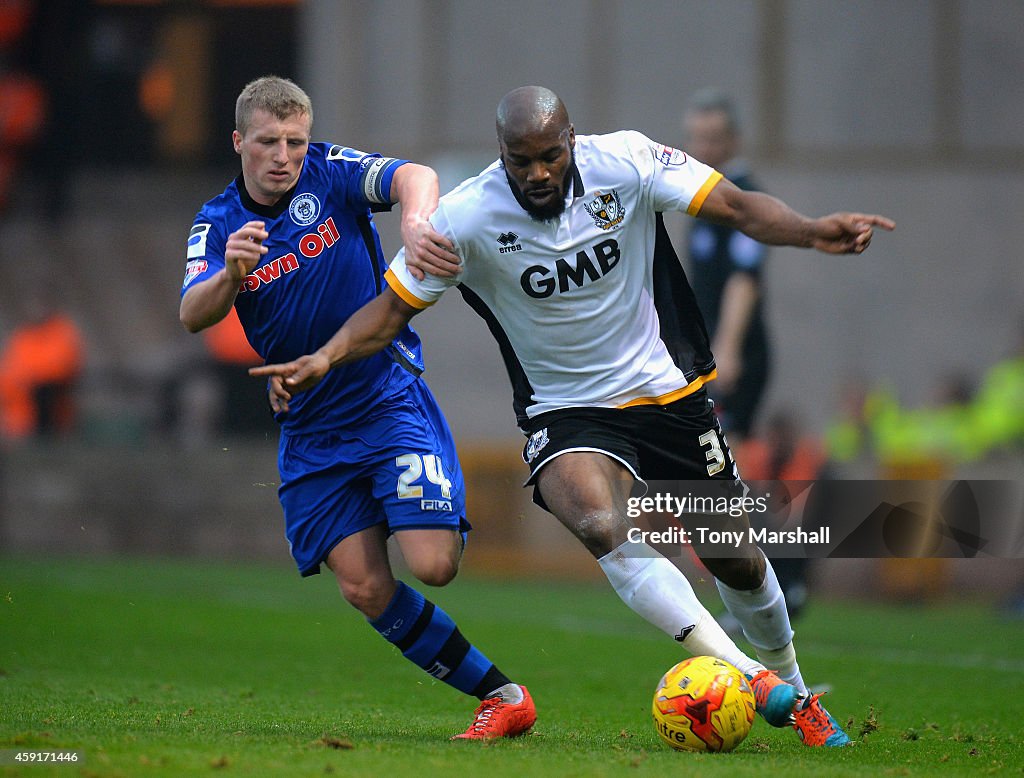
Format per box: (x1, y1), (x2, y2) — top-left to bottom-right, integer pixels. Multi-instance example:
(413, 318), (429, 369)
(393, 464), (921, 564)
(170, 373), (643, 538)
(811, 213), (895, 254)
(402, 216), (461, 281)
(225, 221), (269, 281)
(249, 351), (332, 394)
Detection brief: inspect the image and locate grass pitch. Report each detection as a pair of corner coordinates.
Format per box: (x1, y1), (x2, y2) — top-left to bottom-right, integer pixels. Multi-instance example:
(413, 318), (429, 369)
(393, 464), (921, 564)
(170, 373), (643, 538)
(2, 555), (1023, 776)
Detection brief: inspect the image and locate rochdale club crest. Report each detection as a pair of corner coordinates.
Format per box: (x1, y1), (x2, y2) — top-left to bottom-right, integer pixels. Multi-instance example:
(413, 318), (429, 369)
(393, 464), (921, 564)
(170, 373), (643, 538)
(289, 193), (321, 226)
(584, 190), (626, 231)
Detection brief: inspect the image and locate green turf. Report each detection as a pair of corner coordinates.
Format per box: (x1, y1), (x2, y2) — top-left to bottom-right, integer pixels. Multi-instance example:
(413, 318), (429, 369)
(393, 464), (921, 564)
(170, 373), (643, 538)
(2, 555), (1023, 777)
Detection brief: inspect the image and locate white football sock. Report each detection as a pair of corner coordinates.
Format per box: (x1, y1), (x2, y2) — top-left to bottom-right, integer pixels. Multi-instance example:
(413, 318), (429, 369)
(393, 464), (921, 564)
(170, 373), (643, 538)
(598, 541), (762, 677)
(487, 682), (524, 705)
(715, 552), (808, 695)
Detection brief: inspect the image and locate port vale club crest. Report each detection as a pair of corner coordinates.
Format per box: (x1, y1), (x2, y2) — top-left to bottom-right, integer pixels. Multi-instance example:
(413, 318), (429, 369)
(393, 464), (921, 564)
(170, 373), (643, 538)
(584, 190), (625, 230)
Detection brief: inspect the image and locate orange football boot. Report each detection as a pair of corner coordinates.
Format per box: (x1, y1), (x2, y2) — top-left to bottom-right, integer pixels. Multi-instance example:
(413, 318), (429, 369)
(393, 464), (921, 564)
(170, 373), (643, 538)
(452, 685), (537, 740)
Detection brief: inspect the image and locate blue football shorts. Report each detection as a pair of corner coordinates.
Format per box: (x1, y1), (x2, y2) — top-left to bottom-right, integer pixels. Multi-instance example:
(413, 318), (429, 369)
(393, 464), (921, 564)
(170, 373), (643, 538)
(277, 378), (469, 576)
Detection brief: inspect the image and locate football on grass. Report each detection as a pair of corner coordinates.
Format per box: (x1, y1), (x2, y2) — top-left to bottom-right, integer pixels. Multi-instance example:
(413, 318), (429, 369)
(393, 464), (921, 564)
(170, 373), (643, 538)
(652, 656), (756, 752)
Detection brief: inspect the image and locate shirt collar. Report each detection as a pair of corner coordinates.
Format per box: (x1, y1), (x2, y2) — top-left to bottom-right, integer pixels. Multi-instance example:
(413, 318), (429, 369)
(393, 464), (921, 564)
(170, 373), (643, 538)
(236, 173), (298, 220)
(570, 160), (584, 199)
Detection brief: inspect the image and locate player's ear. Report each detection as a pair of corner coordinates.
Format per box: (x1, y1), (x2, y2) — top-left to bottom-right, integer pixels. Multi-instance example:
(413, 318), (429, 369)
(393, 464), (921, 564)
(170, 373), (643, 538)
(232, 130), (243, 154)
(568, 125), (575, 149)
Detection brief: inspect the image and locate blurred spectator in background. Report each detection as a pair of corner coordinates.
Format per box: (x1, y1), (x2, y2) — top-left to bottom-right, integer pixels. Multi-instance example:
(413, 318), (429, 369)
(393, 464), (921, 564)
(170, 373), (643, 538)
(824, 375), (871, 466)
(825, 323), (1024, 468)
(0, 0), (47, 212)
(0, 290), (84, 440)
(971, 322), (1024, 456)
(682, 88), (770, 441)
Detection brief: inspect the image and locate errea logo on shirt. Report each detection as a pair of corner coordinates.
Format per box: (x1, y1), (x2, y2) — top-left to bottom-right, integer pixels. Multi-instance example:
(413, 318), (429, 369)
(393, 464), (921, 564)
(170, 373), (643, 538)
(187, 223), (211, 258)
(496, 231), (522, 253)
(326, 145), (371, 164)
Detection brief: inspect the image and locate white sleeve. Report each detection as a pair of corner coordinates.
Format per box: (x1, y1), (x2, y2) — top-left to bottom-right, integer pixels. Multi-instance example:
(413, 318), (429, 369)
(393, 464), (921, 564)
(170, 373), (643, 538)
(624, 131), (723, 216)
(384, 201), (463, 309)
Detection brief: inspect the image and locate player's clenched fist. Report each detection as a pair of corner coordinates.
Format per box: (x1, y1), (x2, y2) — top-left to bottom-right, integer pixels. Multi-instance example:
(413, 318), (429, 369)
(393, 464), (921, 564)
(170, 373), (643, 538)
(224, 221), (269, 281)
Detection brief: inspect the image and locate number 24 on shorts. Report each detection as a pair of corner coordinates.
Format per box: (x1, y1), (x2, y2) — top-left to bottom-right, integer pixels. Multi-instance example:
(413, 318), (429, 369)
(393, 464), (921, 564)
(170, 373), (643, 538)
(395, 453), (453, 499)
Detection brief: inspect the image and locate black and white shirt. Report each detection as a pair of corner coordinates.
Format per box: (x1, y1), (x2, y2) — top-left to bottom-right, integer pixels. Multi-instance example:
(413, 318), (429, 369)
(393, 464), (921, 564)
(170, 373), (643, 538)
(386, 131), (722, 429)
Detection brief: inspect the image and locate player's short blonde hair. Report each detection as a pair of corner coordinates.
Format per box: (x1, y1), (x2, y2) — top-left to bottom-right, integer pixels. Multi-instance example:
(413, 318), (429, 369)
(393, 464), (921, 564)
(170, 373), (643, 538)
(235, 76), (313, 136)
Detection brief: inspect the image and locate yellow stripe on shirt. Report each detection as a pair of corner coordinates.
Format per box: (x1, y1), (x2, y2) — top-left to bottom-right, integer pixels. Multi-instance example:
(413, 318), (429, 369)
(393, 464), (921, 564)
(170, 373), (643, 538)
(615, 369), (718, 409)
(384, 268), (434, 310)
(685, 170), (724, 217)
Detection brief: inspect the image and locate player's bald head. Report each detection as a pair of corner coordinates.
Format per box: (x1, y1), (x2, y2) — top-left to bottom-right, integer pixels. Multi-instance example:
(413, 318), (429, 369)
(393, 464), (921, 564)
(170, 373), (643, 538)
(495, 87), (576, 223)
(496, 86), (570, 145)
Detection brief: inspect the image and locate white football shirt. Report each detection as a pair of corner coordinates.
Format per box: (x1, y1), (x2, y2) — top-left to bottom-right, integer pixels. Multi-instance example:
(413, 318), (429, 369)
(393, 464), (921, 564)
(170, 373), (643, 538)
(386, 131), (722, 427)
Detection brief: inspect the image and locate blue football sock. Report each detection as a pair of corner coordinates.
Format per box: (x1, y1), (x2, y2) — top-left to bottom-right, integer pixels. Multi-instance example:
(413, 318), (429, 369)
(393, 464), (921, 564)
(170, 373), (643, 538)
(370, 581), (509, 699)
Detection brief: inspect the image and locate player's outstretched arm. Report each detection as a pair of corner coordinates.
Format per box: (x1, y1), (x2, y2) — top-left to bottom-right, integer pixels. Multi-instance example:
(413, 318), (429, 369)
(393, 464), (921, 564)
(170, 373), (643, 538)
(696, 178), (895, 254)
(180, 221), (269, 332)
(391, 163), (461, 281)
(249, 288), (419, 393)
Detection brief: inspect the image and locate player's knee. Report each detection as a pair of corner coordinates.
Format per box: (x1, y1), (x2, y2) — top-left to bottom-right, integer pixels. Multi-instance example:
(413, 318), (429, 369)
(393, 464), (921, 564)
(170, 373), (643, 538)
(337, 577), (394, 618)
(708, 553), (765, 590)
(408, 556), (460, 587)
(399, 531), (463, 587)
(573, 510), (628, 557)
